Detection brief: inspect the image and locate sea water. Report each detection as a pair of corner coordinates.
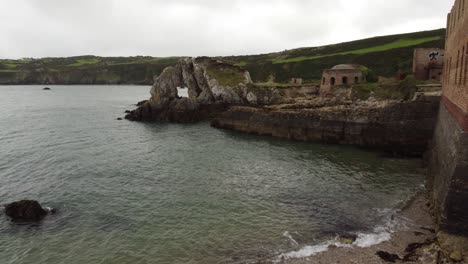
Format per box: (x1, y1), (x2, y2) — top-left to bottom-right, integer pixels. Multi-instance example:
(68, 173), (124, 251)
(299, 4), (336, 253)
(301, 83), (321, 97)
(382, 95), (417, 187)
(0, 85), (425, 263)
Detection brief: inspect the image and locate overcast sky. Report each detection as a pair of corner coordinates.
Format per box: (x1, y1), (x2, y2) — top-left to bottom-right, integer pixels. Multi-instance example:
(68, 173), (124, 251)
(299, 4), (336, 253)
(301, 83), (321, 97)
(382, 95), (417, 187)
(0, 0), (453, 59)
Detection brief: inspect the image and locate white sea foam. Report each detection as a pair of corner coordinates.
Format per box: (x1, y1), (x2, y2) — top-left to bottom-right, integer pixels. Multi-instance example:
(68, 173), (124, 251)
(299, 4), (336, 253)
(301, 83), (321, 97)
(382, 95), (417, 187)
(277, 243), (330, 260)
(276, 208), (408, 261)
(283, 231), (299, 246)
(353, 230), (391, 247)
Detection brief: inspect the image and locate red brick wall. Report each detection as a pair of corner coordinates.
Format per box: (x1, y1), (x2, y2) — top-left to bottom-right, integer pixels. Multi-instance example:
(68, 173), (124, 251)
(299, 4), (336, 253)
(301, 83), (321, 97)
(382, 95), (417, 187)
(443, 0), (468, 130)
(413, 48), (445, 80)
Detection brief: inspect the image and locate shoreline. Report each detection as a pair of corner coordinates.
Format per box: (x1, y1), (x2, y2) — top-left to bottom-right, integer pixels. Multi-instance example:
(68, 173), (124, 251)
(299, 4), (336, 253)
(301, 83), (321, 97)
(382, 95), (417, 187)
(268, 192), (439, 264)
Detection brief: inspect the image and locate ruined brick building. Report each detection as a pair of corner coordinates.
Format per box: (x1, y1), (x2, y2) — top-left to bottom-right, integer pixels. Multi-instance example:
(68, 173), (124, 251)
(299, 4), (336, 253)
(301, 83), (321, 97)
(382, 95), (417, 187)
(428, 0), (468, 250)
(290, 78), (303, 85)
(413, 48), (445, 81)
(319, 64), (364, 96)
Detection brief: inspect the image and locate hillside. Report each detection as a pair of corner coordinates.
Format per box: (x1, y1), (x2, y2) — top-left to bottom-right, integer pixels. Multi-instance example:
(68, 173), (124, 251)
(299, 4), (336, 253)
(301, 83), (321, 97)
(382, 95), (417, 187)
(0, 56), (179, 85)
(0, 29), (445, 85)
(221, 28), (445, 83)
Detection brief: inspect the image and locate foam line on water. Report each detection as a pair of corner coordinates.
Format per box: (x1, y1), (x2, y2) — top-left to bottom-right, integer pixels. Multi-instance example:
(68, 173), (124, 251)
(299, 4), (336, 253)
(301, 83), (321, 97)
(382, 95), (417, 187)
(275, 208), (407, 261)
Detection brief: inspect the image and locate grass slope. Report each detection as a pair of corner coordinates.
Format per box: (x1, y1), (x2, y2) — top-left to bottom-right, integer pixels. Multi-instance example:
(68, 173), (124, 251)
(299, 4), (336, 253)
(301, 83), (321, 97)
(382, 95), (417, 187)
(0, 56), (180, 84)
(222, 28), (446, 83)
(0, 29), (445, 84)
(273, 36), (442, 64)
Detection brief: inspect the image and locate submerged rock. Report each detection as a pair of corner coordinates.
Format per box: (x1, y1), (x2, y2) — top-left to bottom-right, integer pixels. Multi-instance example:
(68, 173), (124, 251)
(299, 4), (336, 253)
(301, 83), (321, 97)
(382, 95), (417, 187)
(376, 251), (400, 263)
(450, 250), (463, 262)
(136, 100), (148, 107)
(43, 87), (51, 90)
(4, 200), (48, 222)
(338, 234), (358, 244)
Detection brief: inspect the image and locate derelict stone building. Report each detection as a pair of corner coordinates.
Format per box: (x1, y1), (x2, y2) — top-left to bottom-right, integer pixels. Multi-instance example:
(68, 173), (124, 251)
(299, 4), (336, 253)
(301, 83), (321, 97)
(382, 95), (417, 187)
(320, 64), (364, 96)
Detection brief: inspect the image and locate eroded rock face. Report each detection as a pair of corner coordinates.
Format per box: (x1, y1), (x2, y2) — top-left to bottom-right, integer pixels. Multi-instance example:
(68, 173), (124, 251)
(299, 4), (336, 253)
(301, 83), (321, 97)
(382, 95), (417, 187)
(4, 200), (48, 222)
(125, 57), (281, 123)
(211, 98), (440, 156)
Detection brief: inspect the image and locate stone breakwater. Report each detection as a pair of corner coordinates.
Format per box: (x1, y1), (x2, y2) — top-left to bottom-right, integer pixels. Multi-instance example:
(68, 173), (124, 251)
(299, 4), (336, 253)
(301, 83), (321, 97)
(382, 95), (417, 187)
(211, 98), (440, 156)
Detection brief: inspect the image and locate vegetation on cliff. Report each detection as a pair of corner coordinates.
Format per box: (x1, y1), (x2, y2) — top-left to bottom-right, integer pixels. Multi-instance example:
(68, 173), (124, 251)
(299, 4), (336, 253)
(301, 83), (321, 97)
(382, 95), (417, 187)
(0, 29), (445, 85)
(0, 56), (179, 85)
(223, 29), (445, 83)
(352, 75), (421, 101)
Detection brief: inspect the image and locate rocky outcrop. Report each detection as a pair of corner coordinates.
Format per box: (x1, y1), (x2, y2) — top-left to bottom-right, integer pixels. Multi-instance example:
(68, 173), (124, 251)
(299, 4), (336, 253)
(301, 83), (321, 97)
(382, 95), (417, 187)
(4, 200), (49, 222)
(125, 57), (283, 122)
(211, 97), (440, 156)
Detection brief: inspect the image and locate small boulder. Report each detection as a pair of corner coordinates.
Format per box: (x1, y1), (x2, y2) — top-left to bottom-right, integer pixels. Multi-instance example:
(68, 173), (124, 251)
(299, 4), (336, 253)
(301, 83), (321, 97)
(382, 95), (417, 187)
(43, 87), (51, 90)
(136, 100), (148, 107)
(116, 118), (123, 120)
(124, 110), (131, 114)
(4, 200), (48, 221)
(450, 251), (463, 262)
(338, 234), (358, 244)
(376, 251), (400, 263)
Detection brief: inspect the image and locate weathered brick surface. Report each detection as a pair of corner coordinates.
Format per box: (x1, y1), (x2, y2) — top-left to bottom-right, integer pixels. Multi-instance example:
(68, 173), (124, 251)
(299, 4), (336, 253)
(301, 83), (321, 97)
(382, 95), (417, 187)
(413, 48), (445, 81)
(429, 0), (468, 236)
(428, 105), (468, 234)
(443, 0), (468, 113)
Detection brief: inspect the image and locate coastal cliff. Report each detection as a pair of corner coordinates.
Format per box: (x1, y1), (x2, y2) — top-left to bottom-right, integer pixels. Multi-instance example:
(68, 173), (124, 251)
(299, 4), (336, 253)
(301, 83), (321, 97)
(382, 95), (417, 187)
(211, 98), (440, 156)
(125, 57), (283, 122)
(125, 57), (441, 156)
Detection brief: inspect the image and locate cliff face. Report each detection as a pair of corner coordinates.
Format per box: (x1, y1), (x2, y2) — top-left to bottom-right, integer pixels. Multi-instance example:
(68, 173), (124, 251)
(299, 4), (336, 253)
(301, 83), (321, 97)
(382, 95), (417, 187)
(125, 57), (283, 122)
(211, 98), (440, 156)
(125, 57), (440, 156)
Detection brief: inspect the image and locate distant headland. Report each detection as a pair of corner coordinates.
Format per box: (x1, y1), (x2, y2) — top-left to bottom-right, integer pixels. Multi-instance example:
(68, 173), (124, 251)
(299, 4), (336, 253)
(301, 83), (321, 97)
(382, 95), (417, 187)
(0, 29), (444, 85)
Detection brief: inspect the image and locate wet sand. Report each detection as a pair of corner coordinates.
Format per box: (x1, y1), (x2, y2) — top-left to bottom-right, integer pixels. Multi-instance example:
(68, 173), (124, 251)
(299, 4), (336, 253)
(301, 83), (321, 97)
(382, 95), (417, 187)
(277, 193), (439, 264)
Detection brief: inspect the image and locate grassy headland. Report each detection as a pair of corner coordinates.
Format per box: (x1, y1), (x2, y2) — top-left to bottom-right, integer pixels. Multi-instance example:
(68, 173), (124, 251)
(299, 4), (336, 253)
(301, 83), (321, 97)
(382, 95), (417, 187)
(0, 29), (445, 85)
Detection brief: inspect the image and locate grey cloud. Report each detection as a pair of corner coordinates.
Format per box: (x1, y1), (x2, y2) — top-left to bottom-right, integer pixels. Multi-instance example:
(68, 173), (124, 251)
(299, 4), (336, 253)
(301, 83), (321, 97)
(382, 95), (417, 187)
(0, 0), (453, 59)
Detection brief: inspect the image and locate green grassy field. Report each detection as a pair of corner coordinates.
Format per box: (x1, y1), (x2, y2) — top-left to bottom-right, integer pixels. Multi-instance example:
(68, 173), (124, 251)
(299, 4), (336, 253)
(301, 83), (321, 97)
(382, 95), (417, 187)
(223, 29), (445, 83)
(0, 29), (446, 85)
(67, 58), (100, 67)
(273, 36), (442, 64)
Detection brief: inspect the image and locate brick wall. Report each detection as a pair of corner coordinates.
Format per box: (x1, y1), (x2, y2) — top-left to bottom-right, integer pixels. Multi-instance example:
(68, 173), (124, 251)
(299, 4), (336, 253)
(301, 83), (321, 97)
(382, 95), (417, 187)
(429, 0), (468, 237)
(444, 0), (468, 114)
(413, 48), (445, 81)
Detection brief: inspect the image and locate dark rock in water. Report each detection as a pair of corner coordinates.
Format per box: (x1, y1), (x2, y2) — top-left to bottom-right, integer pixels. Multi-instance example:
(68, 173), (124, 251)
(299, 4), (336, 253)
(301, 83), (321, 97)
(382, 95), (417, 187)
(136, 100), (148, 107)
(4, 200), (48, 221)
(338, 234), (358, 244)
(124, 110), (131, 114)
(117, 118), (123, 120)
(43, 87), (51, 90)
(376, 251), (400, 263)
(420, 227), (436, 233)
(402, 238), (436, 261)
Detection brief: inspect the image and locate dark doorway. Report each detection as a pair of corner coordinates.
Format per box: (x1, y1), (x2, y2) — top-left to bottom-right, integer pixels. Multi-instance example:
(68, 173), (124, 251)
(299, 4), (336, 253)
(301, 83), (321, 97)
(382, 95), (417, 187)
(331, 77), (336, 85)
(354, 76), (359, 83)
(342, 76), (348, 84)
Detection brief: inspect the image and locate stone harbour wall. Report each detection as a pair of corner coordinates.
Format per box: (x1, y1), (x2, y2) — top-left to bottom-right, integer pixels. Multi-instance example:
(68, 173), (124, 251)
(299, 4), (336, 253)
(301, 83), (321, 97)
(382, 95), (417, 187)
(428, 104), (468, 234)
(428, 0), (468, 247)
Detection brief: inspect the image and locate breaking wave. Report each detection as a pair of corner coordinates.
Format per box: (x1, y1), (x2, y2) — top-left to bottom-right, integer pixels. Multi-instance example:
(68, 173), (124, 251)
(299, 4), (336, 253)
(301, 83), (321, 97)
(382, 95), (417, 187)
(275, 207), (409, 262)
